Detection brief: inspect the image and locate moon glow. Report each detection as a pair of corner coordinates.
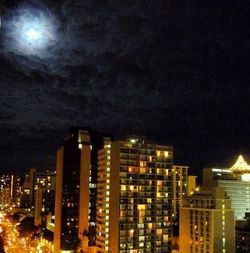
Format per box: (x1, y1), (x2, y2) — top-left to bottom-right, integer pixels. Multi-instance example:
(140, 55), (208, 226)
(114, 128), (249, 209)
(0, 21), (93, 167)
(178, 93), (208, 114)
(3, 4), (58, 57)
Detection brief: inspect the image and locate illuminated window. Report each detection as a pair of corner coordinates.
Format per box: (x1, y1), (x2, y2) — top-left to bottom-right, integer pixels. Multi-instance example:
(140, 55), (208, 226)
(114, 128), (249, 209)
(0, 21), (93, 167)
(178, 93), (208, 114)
(157, 192), (162, 198)
(157, 229), (162, 235)
(138, 204), (145, 210)
(147, 198), (152, 203)
(157, 180), (162, 186)
(139, 236), (145, 241)
(129, 229), (134, 237)
(140, 167), (146, 173)
(129, 250), (138, 253)
(140, 161), (146, 167)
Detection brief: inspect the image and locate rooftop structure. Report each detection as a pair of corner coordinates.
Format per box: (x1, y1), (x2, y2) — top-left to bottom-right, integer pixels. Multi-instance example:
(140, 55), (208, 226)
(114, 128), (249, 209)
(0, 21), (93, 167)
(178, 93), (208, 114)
(230, 155), (250, 174)
(203, 155), (250, 220)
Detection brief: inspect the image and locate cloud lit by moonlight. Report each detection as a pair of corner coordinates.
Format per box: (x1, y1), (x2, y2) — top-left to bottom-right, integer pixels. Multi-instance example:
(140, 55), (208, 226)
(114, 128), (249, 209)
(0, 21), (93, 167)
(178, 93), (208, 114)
(3, 4), (59, 58)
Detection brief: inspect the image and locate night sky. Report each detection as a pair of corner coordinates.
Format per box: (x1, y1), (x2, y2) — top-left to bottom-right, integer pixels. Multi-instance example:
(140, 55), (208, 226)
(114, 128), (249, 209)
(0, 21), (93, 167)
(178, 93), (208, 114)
(0, 0), (250, 178)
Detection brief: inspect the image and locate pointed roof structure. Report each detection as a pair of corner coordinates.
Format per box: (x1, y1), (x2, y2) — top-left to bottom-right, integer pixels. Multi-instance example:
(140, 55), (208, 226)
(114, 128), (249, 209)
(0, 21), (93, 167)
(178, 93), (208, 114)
(230, 155), (250, 173)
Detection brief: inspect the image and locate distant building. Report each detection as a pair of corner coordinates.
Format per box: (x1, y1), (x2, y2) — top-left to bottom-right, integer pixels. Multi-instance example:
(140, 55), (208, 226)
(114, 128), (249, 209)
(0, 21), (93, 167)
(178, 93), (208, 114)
(187, 176), (198, 196)
(172, 165), (189, 217)
(235, 213), (250, 253)
(172, 168), (194, 250)
(20, 168), (36, 210)
(203, 155), (250, 220)
(180, 187), (235, 253)
(95, 137), (174, 253)
(54, 127), (110, 253)
(34, 170), (56, 226)
(0, 174), (20, 207)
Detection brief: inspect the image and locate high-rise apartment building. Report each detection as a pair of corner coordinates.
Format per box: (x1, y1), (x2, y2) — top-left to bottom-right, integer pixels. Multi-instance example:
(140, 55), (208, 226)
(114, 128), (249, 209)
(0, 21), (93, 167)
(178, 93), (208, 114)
(20, 168), (36, 209)
(203, 155), (250, 220)
(172, 165), (188, 217)
(54, 127), (110, 253)
(180, 187), (235, 253)
(34, 170), (56, 226)
(0, 174), (20, 207)
(172, 165), (189, 250)
(96, 138), (174, 253)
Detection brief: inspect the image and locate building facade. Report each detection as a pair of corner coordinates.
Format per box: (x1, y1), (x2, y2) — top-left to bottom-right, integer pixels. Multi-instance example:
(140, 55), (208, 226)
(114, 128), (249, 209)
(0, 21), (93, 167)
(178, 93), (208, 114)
(172, 165), (188, 217)
(20, 168), (36, 210)
(180, 187), (235, 253)
(203, 155), (250, 220)
(34, 170), (56, 226)
(54, 127), (109, 253)
(96, 138), (174, 253)
(0, 174), (20, 207)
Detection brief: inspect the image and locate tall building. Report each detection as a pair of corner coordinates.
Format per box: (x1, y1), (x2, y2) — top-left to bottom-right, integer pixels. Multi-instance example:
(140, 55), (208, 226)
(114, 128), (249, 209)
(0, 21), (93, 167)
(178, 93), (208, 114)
(20, 168), (36, 210)
(203, 155), (250, 220)
(54, 127), (110, 253)
(172, 165), (188, 217)
(0, 174), (21, 207)
(96, 137), (174, 253)
(180, 187), (235, 253)
(172, 165), (189, 250)
(34, 170), (56, 226)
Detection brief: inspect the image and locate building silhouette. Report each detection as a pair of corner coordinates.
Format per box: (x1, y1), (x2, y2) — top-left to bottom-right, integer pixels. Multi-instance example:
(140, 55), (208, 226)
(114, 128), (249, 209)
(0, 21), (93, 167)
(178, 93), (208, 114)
(54, 127), (110, 252)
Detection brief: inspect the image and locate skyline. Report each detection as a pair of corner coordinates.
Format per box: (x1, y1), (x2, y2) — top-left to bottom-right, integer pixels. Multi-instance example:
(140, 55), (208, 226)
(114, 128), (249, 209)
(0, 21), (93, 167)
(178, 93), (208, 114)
(0, 1), (250, 175)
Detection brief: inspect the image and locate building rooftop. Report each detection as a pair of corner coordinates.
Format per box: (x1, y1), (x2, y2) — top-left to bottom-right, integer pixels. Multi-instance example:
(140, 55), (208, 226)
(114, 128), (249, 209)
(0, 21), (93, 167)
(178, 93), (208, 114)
(230, 155), (250, 173)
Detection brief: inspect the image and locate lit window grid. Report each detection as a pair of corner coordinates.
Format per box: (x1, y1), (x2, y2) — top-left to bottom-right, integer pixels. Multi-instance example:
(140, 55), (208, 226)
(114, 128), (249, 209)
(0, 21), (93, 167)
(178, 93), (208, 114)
(96, 144), (111, 252)
(118, 143), (173, 252)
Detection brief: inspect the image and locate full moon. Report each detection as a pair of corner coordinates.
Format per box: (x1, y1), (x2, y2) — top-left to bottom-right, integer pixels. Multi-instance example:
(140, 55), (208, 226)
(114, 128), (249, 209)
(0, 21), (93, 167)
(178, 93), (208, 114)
(26, 28), (41, 41)
(3, 4), (58, 57)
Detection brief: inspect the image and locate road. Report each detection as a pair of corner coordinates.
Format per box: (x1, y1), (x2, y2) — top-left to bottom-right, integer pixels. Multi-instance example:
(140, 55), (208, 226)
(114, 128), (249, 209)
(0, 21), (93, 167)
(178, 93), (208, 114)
(0, 212), (36, 253)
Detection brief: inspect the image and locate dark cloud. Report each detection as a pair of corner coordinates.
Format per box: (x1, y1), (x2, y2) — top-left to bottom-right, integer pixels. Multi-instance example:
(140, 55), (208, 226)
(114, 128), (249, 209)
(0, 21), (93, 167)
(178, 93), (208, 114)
(0, 1), (250, 176)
